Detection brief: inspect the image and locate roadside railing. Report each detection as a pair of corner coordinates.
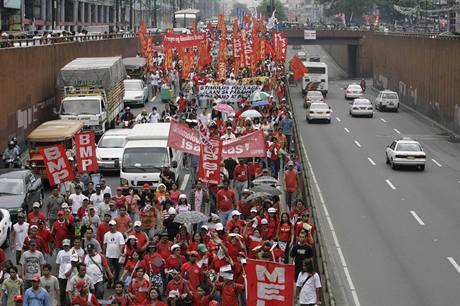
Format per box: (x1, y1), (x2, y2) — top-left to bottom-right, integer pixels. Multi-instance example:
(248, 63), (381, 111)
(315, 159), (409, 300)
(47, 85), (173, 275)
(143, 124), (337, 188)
(285, 81), (335, 305)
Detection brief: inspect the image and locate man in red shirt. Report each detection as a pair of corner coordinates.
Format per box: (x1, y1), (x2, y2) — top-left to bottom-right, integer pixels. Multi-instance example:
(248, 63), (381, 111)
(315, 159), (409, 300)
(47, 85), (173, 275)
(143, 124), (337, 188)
(96, 213), (111, 246)
(216, 180), (236, 227)
(177, 93), (187, 114)
(157, 232), (173, 260)
(225, 210), (245, 232)
(216, 271), (244, 306)
(233, 159), (248, 199)
(131, 221), (149, 254)
(180, 251), (203, 290)
(27, 202), (46, 226)
(127, 267), (151, 305)
(51, 210), (71, 250)
(284, 161), (299, 210)
(269, 138), (282, 179)
(36, 219), (52, 256)
(114, 206), (132, 236)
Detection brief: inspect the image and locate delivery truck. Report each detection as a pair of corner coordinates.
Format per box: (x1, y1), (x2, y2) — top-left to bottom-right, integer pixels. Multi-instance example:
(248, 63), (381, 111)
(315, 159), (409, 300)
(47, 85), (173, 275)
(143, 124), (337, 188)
(56, 57), (126, 136)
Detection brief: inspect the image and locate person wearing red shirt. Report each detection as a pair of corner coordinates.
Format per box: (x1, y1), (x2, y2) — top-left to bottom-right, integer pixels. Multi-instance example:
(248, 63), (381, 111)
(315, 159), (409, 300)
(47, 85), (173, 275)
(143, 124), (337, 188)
(259, 219), (273, 240)
(237, 190), (253, 218)
(131, 221), (149, 253)
(269, 138), (282, 178)
(180, 251), (203, 290)
(115, 206), (132, 236)
(143, 243), (164, 289)
(27, 202), (47, 227)
(225, 234), (246, 262)
(216, 180), (236, 227)
(96, 213), (111, 246)
(71, 279), (100, 306)
(177, 93), (187, 113)
(157, 232), (173, 260)
(108, 282), (133, 306)
(277, 212), (294, 256)
(225, 211), (245, 232)
(147, 287), (167, 306)
(36, 220), (52, 255)
(51, 211), (71, 249)
(112, 187), (126, 209)
(165, 270), (187, 296)
(22, 225), (46, 253)
(290, 199), (307, 224)
(233, 159), (249, 199)
(165, 244), (186, 272)
(128, 267), (151, 305)
(186, 284), (215, 306)
(284, 161), (299, 210)
(216, 275), (244, 306)
(77, 199), (90, 220)
(121, 251), (146, 286)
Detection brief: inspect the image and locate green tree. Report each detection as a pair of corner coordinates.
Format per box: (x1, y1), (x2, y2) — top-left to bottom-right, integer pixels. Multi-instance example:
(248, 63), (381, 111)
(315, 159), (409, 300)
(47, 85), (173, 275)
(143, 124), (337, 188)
(257, 0), (287, 21)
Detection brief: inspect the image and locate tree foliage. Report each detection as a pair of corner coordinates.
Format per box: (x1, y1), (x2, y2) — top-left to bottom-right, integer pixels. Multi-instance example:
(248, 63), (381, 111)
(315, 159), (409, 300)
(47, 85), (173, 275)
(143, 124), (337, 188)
(257, 0), (287, 21)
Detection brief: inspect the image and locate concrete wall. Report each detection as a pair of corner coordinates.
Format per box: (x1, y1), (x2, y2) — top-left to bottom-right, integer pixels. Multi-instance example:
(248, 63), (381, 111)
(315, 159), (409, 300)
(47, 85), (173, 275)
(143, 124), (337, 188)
(0, 38), (138, 149)
(373, 34), (460, 133)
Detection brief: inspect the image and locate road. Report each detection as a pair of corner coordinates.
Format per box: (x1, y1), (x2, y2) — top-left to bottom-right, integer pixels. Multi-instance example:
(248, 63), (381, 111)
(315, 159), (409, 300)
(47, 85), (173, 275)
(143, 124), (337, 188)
(289, 45), (460, 306)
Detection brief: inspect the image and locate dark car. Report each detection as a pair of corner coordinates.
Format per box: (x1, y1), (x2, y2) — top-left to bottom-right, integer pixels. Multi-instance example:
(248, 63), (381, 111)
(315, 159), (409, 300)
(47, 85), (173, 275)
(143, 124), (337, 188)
(0, 169), (43, 220)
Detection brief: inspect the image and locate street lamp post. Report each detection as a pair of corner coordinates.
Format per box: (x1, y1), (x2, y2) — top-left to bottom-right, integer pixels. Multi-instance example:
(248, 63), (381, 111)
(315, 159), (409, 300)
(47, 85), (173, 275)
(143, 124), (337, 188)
(153, 0), (157, 27)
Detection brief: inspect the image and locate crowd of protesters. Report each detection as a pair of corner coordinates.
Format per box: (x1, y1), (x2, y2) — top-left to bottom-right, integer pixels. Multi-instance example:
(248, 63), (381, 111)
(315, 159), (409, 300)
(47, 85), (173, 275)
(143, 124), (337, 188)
(0, 18), (321, 306)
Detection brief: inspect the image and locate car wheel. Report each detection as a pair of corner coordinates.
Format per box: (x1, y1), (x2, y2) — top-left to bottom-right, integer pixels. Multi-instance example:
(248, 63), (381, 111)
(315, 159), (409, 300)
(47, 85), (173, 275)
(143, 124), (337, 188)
(379, 103), (383, 111)
(327, 119), (331, 124)
(306, 117), (310, 122)
(394, 107), (399, 113)
(391, 159), (397, 170)
(419, 164), (425, 171)
(369, 114), (373, 118)
(385, 154), (390, 164)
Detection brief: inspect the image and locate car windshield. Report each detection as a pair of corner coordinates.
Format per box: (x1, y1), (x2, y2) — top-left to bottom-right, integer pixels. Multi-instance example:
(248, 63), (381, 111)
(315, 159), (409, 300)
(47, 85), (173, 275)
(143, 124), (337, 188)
(310, 104), (329, 110)
(0, 178), (24, 195)
(396, 143), (422, 152)
(354, 100), (371, 105)
(124, 82), (143, 91)
(98, 136), (126, 148)
(382, 93), (398, 99)
(122, 147), (169, 171)
(308, 92), (322, 98)
(61, 99), (100, 115)
(348, 85), (362, 90)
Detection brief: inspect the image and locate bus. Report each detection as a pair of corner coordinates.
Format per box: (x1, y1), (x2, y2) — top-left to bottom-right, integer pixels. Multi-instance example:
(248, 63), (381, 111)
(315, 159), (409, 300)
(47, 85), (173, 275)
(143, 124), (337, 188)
(301, 61), (328, 97)
(174, 9), (201, 29)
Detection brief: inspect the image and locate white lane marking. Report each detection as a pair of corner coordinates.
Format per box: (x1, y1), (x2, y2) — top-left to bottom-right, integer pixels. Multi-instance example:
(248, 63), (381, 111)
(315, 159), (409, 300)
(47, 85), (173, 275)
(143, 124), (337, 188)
(344, 127), (350, 133)
(447, 257), (460, 275)
(385, 179), (396, 190)
(367, 157), (376, 166)
(431, 159), (442, 167)
(354, 140), (362, 148)
(393, 128), (401, 134)
(336, 117), (341, 122)
(410, 210), (425, 226)
(299, 136), (361, 306)
(380, 118), (387, 123)
(180, 174), (190, 191)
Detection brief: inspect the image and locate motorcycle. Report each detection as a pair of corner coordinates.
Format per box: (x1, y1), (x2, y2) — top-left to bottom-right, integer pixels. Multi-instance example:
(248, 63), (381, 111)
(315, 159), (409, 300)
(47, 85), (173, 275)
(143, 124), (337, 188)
(4, 158), (21, 168)
(122, 120), (135, 129)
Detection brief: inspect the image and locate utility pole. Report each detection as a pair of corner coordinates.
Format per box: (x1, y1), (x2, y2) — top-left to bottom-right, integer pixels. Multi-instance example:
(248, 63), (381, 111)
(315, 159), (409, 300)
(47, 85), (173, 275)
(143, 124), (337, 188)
(153, 0), (157, 27)
(130, 0), (133, 30)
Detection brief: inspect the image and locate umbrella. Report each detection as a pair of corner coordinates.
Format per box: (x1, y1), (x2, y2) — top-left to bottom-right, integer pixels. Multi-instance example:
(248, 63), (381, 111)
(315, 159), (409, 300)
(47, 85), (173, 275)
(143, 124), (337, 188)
(252, 100), (269, 107)
(213, 103), (234, 114)
(251, 185), (282, 195)
(253, 176), (279, 185)
(249, 91), (270, 102)
(241, 109), (262, 118)
(245, 192), (271, 202)
(174, 211), (209, 224)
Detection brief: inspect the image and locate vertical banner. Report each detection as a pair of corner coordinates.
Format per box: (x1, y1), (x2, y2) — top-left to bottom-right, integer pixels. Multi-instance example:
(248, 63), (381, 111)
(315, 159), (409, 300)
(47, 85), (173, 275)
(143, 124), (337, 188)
(39, 144), (75, 186)
(245, 259), (295, 306)
(74, 131), (99, 173)
(197, 138), (222, 184)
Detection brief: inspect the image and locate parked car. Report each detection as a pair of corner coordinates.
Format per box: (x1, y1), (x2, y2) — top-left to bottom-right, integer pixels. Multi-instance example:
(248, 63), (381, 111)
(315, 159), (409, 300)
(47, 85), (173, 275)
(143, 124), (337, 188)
(375, 90), (399, 111)
(96, 129), (131, 171)
(304, 91), (324, 108)
(0, 169), (43, 220)
(306, 103), (332, 123)
(349, 98), (374, 117)
(345, 84), (363, 100)
(385, 137), (426, 170)
(123, 79), (149, 107)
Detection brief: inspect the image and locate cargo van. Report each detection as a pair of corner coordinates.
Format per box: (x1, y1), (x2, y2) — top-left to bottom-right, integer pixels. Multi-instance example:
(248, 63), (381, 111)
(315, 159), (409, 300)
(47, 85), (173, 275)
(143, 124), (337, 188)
(117, 123), (184, 188)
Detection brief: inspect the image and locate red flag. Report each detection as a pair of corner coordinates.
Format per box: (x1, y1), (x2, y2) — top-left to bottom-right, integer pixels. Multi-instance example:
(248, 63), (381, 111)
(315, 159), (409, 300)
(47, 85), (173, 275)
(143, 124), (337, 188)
(289, 55), (309, 80)
(197, 138), (222, 184)
(245, 259), (295, 306)
(273, 32), (288, 62)
(39, 144), (75, 185)
(74, 132), (99, 173)
(217, 14), (225, 32)
(191, 20), (197, 33)
(207, 21), (214, 37)
(164, 48), (173, 70)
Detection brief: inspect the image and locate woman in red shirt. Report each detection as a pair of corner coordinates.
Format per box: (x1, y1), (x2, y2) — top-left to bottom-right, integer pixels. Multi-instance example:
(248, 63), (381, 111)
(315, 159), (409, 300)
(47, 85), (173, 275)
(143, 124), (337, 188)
(277, 212), (294, 263)
(143, 243), (164, 290)
(148, 287), (167, 306)
(121, 251), (146, 287)
(290, 199), (307, 224)
(188, 232), (204, 253)
(122, 236), (138, 263)
(165, 244), (186, 272)
(169, 183), (181, 206)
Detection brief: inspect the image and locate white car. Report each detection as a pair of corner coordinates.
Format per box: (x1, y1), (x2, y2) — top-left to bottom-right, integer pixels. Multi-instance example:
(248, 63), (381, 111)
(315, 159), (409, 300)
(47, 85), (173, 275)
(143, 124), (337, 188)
(385, 137), (426, 170)
(123, 79), (148, 107)
(345, 84), (363, 100)
(375, 90), (399, 111)
(0, 209), (12, 248)
(306, 103), (332, 123)
(304, 91), (324, 108)
(349, 98), (374, 117)
(96, 129), (131, 171)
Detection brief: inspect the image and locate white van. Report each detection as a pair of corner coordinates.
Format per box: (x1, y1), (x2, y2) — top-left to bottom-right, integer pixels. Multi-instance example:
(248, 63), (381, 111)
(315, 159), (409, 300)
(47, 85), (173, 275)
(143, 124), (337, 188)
(117, 123), (184, 188)
(302, 61), (328, 97)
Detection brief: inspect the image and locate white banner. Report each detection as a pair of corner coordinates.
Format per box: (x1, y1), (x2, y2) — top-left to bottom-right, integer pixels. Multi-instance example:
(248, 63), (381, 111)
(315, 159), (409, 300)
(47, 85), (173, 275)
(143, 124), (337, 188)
(198, 84), (262, 101)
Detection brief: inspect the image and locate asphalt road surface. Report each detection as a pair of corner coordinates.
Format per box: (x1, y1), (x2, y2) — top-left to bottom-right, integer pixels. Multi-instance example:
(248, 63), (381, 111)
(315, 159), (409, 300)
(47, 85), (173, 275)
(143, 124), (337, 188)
(289, 45), (460, 306)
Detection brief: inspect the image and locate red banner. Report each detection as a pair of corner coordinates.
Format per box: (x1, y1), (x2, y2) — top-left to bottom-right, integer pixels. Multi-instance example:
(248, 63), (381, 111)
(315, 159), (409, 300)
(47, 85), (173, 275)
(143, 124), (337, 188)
(245, 259), (295, 306)
(163, 32), (206, 48)
(273, 32), (287, 63)
(197, 138), (222, 184)
(166, 121), (266, 158)
(74, 131), (99, 173)
(39, 144), (75, 186)
(290, 55), (309, 80)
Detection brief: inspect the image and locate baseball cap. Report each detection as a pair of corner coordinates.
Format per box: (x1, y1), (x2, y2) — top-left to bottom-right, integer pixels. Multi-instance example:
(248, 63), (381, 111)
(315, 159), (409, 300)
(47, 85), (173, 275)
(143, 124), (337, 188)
(171, 244), (180, 251)
(62, 239), (71, 246)
(197, 244), (208, 253)
(179, 194), (187, 199)
(143, 183), (150, 190)
(30, 225), (38, 230)
(32, 202), (40, 208)
(200, 225), (209, 231)
(250, 207), (258, 213)
(109, 220), (117, 226)
(29, 239), (37, 246)
(86, 243), (95, 250)
(168, 207), (177, 215)
(126, 235), (137, 242)
(168, 290), (179, 299)
(261, 218), (269, 225)
(17, 212), (25, 218)
(31, 275), (40, 282)
(210, 213), (220, 221)
(268, 207), (277, 213)
(134, 221), (142, 227)
(215, 223), (224, 231)
(13, 294), (23, 302)
(95, 184), (101, 189)
(231, 210), (241, 217)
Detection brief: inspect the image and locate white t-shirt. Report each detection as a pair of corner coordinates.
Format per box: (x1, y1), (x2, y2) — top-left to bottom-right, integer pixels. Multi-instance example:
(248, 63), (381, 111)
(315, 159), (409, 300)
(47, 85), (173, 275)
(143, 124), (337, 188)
(13, 222), (29, 251)
(103, 231), (125, 258)
(296, 272), (321, 304)
(101, 186), (112, 197)
(69, 193), (88, 214)
(56, 249), (73, 279)
(89, 193), (104, 208)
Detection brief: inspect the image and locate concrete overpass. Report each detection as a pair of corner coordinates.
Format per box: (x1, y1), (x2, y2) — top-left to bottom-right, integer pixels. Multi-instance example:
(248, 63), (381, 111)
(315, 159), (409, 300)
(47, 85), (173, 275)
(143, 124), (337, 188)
(284, 29), (368, 46)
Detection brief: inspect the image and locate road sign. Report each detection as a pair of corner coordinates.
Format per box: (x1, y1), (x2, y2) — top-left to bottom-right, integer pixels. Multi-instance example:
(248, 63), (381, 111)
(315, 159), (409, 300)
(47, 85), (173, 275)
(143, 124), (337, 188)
(304, 30), (317, 40)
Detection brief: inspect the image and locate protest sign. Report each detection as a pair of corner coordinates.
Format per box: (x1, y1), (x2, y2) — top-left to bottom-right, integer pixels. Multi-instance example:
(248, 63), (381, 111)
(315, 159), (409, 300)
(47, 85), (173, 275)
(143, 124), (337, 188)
(74, 131), (99, 173)
(39, 144), (75, 185)
(198, 84), (262, 101)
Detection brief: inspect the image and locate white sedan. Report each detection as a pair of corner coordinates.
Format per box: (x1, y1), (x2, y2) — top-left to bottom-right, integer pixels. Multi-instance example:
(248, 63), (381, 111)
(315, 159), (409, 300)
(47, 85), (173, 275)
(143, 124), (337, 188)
(385, 137), (426, 170)
(0, 209), (12, 248)
(345, 84), (363, 100)
(349, 98), (374, 117)
(304, 91), (324, 108)
(306, 103), (332, 123)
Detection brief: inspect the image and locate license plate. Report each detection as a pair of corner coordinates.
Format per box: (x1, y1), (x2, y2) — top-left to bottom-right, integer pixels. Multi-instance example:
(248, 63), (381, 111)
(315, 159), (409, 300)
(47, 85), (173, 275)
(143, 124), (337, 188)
(389, 103), (394, 105)
(407, 156), (415, 159)
(317, 112), (323, 114)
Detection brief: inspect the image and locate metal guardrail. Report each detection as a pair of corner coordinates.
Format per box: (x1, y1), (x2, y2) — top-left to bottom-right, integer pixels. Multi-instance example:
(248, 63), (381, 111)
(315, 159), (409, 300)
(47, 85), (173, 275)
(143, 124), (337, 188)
(285, 81), (335, 305)
(0, 33), (136, 48)
(375, 31), (460, 40)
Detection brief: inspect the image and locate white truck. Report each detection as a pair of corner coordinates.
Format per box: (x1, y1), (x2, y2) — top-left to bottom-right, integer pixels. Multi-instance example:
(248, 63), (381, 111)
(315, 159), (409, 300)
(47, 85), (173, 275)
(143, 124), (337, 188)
(116, 123), (184, 188)
(56, 57), (126, 136)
